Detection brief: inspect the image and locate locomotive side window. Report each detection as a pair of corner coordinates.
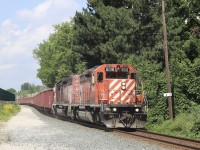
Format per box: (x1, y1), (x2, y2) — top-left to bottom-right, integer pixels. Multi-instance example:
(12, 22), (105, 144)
(56, 84), (60, 90)
(80, 75), (85, 83)
(85, 73), (91, 77)
(97, 72), (103, 83)
(67, 78), (72, 85)
(131, 73), (136, 79)
(118, 72), (128, 79)
(106, 72), (116, 79)
(92, 74), (95, 84)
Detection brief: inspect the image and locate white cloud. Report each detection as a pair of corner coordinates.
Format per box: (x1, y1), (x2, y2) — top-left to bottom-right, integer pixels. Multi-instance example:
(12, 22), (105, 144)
(17, 0), (81, 24)
(17, 0), (51, 21)
(0, 0), (86, 91)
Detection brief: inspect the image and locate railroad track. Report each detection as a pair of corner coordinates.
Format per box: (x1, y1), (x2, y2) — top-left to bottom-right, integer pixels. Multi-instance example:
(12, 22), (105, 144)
(37, 107), (111, 132)
(54, 113), (200, 149)
(114, 129), (200, 150)
(32, 106), (200, 149)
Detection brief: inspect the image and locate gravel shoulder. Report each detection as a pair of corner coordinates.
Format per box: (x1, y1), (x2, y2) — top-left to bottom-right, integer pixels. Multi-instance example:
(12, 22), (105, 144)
(0, 105), (167, 150)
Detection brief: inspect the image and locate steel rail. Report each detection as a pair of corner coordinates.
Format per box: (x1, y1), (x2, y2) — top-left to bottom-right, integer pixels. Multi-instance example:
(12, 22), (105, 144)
(114, 129), (200, 150)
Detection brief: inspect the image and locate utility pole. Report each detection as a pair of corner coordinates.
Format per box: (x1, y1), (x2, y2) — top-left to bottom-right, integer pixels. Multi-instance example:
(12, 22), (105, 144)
(162, 0), (173, 119)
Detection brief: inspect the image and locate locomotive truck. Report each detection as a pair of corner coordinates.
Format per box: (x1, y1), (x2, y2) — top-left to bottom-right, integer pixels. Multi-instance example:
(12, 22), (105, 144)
(18, 64), (147, 128)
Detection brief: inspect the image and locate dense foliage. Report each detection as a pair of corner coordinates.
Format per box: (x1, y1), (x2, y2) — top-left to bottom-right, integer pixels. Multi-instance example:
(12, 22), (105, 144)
(33, 23), (86, 87)
(34, 0), (200, 137)
(147, 104), (200, 139)
(73, 0), (162, 67)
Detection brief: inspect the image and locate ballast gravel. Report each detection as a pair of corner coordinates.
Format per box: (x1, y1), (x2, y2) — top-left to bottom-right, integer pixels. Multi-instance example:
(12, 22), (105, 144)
(0, 105), (167, 150)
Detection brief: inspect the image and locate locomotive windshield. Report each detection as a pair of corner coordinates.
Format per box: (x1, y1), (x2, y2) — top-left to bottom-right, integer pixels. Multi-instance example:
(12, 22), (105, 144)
(106, 72), (128, 79)
(105, 67), (129, 79)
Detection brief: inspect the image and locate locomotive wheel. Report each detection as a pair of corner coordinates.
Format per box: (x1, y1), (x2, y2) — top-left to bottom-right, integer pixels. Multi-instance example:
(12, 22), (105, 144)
(93, 112), (101, 125)
(71, 110), (78, 120)
(64, 108), (68, 117)
(53, 107), (58, 118)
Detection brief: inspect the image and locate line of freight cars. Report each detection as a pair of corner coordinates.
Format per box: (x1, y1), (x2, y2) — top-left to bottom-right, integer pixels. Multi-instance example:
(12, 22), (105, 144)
(18, 64), (147, 128)
(0, 88), (15, 102)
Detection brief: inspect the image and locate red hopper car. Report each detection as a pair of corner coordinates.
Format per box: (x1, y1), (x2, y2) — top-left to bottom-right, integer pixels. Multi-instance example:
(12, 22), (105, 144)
(18, 89), (54, 114)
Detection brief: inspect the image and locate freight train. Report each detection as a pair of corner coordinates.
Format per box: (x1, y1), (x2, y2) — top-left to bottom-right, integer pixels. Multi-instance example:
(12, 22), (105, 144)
(18, 64), (147, 128)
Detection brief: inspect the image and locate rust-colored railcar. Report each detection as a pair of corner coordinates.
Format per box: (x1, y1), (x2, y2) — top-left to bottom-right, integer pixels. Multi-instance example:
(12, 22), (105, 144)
(18, 89), (54, 113)
(53, 64), (147, 128)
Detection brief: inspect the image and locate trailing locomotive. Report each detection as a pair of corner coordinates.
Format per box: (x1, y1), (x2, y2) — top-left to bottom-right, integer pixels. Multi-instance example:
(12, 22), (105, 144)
(18, 64), (147, 128)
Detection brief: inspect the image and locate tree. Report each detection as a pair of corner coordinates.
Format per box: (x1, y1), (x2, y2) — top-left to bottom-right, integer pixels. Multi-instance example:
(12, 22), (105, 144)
(73, 0), (165, 68)
(165, 0), (200, 110)
(6, 88), (17, 95)
(20, 82), (40, 93)
(17, 82), (41, 98)
(33, 22), (86, 87)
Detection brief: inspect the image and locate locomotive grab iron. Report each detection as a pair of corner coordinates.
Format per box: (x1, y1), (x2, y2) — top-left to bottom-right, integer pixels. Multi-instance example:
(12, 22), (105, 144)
(18, 64), (147, 128)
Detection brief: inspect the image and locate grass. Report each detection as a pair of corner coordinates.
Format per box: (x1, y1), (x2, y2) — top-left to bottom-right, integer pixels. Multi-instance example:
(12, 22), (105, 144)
(0, 103), (21, 121)
(146, 105), (200, 139)
(0, 103), (20, 143)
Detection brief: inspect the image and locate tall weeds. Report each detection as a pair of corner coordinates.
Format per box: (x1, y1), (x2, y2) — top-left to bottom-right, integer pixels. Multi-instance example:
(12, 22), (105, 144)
(0, 104), (21, 121)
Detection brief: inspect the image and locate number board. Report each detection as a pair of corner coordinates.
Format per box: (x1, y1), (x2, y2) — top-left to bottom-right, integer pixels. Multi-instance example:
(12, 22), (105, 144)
(120, 67), (129, 72)
(105, 67), (115, 72)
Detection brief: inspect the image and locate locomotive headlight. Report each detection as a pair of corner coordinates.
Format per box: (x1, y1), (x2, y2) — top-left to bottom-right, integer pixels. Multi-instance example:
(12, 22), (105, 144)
(106, 108), (111, 111)
(121, 82), (126, 90)
(113, 108), (117, 112)
(121, 82), (126, 86)
(135, 108), (139, 112)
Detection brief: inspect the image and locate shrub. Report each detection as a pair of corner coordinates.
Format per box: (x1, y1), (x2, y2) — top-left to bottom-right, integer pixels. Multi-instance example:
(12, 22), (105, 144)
(147, 104), (200, 139)
(0, 104), (21, 121)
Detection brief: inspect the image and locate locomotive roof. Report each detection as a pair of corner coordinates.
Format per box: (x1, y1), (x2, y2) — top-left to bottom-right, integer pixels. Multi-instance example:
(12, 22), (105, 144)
(94, 64), (138, 73)
(81, 65), (99, 75)
(55, 64), (137, 86)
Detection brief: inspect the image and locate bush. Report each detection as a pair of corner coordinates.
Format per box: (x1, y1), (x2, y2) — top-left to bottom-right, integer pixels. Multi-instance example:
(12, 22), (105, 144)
(147, 104), (200, 139)
(191, 121), (200, 139)
(0, 104), (21, 121)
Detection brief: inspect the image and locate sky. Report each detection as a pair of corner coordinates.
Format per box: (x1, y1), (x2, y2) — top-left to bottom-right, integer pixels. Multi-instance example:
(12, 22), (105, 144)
(0, 0), (87, 91)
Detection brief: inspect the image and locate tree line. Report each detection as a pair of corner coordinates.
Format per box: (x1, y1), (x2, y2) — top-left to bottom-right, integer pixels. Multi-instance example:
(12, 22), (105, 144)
(33, 0), (200, 126)
(7, 83), (42, 98)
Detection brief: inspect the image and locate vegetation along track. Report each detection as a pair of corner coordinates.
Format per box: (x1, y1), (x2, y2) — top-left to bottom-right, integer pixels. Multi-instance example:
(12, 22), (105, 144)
(114, 129), (200, 150)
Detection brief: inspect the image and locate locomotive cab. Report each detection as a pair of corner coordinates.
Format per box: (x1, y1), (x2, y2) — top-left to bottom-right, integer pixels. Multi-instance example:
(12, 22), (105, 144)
(94, 64), (147, 128)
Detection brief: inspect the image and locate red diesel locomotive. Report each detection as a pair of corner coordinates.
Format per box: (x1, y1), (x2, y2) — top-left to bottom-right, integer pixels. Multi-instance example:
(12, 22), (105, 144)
(18, 64), (147, 128)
